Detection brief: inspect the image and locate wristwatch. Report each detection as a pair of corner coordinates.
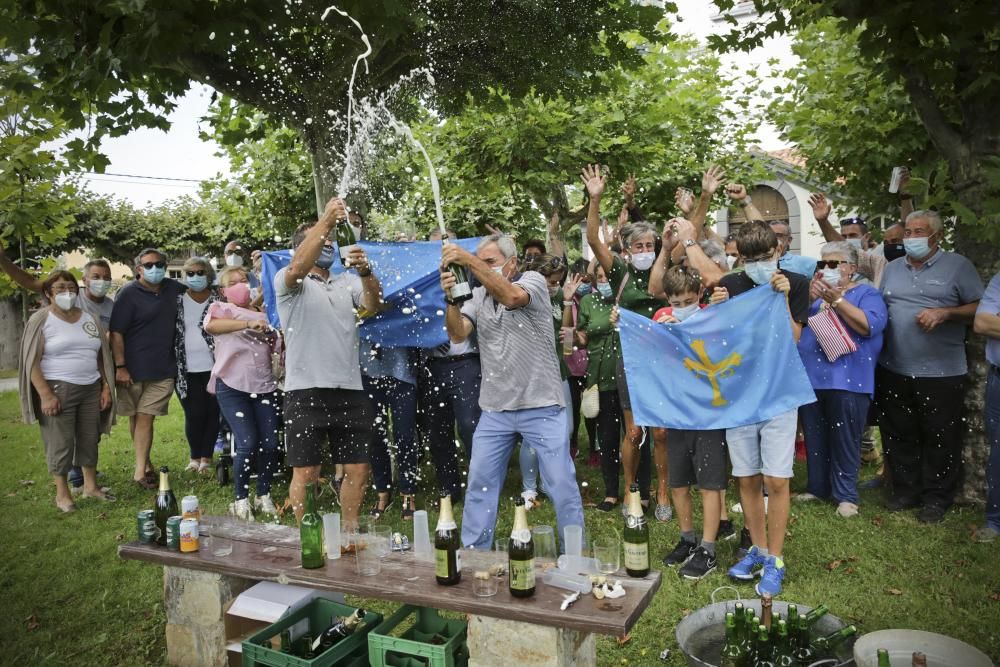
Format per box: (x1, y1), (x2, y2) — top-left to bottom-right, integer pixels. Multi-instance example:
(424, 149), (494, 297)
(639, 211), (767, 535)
(683, 238), (697, 248)
(738, 196), (753, 207)
(831, 297), (844, 309)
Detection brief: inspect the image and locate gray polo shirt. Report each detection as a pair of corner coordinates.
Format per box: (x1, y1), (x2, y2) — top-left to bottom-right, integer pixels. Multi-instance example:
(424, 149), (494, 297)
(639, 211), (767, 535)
(978, 272), (1000, 368)
(76, 293), (114, 330)
(460, 271), (565, 412)
(275, 268), (364, 392)
(879, 249), (983, 377)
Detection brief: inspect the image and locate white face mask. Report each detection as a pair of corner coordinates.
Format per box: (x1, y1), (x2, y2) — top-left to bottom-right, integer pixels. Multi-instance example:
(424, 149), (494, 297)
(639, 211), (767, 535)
(547, 283), (560, 298)
(630, 252), (656, 271)
(87, 279), (111, 298)
(225, 254), (244, 268)
(672, 303), (700, 322)
(820, 267), (841, 287)
(54, 292), (76, 311)
(725, 255), (737, 270)
(846, 238), (864, 252)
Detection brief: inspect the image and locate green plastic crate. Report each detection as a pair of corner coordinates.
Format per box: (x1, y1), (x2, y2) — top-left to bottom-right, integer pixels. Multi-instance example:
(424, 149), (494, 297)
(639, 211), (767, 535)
(367, 606), (467, 667)
(242, 598), (382, 667)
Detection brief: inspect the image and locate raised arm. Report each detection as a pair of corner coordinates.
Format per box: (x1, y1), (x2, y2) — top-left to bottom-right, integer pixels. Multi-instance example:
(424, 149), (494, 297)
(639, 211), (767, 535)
(672, 165), (725, 264)
(672, 218), (724, 289)
(725, 184), (764, 223)
(441, 243), (528, 310)
(898, 168), (914, 223)
(283, 198), (346, 289)
(0, 243), (44, 293)
(808, 193), (842, 242)
(546, 208), (565, 259)
(582, 164), (614, 276)
(649, 224), (677, 300)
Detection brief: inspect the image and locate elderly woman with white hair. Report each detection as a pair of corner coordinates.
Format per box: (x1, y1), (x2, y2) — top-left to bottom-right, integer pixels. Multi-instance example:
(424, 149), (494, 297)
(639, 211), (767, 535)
(174, 256), (222, 473)
(796, 240), (888, 517)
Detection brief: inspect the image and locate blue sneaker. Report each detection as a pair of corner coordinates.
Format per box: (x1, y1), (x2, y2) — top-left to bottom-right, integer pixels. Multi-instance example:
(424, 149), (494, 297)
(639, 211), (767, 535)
(728, 545), (766, 581)
(755, 556), (786, 597)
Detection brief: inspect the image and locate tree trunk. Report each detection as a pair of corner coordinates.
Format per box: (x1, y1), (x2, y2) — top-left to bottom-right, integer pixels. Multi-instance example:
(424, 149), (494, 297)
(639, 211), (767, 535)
(302, 120), (343, 215)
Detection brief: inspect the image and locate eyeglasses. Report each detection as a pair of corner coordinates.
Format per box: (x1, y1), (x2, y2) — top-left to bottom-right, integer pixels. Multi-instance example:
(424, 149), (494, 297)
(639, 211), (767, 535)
(815, 260), (846, 269)
(839, 216), (866, 227)
(743, 254), (773, 264)
(186, 270), (207, 277)
(142, 261), (166, 270)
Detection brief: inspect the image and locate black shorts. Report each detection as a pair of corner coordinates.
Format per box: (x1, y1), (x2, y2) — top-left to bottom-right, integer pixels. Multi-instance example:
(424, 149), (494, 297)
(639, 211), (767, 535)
(616, 356), (631, 411)
(283, 388), (373, 467)
(666, 428), (727, 490)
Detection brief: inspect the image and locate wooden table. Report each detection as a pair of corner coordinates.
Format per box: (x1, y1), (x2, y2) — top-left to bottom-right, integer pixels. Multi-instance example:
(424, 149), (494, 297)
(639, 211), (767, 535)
(119, 516), (661, 667)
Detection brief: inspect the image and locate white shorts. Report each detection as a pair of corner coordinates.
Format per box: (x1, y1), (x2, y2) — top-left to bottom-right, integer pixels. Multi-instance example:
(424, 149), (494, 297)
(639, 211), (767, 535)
(725, 408), (797, 478)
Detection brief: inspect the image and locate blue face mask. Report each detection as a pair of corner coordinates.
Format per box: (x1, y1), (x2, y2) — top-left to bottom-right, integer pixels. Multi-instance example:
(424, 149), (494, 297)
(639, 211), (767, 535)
(143, 266), (166, 285)
(186, 275), (208, 291)
(903, 237), (932, 260)
(672, 303), (700, 322)
(744, 260), (778, 286)
(847, 238), (864, 252)
(576, 283), (592, 297)
(596, 282), (612, 299)
(315, 245), (335, 270)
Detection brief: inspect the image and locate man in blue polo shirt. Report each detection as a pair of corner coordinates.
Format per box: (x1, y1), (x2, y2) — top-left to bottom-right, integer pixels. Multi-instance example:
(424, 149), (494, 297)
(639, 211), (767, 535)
(877, 210), (983, 523)
(110, 248), (186, 489)
(974, 271), (1000, 541)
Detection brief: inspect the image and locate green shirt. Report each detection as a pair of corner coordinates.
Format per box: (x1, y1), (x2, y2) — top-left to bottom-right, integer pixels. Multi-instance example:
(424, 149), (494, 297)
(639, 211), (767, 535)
(607, 255), (665, 320)
(576, 293), (619, 392)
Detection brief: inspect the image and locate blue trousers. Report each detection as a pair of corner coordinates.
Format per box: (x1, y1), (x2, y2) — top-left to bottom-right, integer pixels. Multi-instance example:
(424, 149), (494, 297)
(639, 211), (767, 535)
(800, 389), (870, 505)
(364, 375), (419, 495)
(215, 380), (280, 500)
(462, 405), (585, 551)
(986, 367), (1000, 531)
(520, 380), (574, 494)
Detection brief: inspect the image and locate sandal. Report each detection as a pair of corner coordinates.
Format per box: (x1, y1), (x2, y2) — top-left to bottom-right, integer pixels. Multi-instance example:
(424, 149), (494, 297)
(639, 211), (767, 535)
(184, 461), (200, 473)
(596, 499), (618, 512)
(134, 478), (157, 491)
(56, 500), (77, 513)
(400, 496), (416, 521)
(654, 504), (673, 522)
(370, 492), (393, 520)
(83, 489), (117, 502)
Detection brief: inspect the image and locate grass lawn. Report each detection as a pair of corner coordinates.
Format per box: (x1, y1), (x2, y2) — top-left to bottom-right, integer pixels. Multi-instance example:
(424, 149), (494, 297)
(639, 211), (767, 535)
(1, 390), (997, 666)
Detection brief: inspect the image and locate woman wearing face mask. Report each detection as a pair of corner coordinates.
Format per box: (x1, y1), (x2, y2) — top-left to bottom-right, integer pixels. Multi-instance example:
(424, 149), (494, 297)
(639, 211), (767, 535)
(582, 164), (670, 520)
(575, 260), (625, 510)
(796, 241), (888, 518)
(18, 271), (116, 512)
(562, 258), (599, 466)
(174, 257), (222, 474)
(203, 266), (282, 519)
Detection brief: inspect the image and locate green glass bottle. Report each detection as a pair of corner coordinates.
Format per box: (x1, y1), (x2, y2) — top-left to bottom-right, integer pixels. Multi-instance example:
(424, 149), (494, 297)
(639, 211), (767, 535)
(435, 494), (462, 585)
(802, 604), (829, 628)
(623, 483), (650, 577)
(876, 648), (892, 667)
(773, 619), (795, 667)
(154, 466), (178, 546)
(279, 629), (294, 654)
(809, 625), (857, 654)
(299, 483), (325, 569)
(733, 602), (746, 644)
(508, 498), (536, 597)
(442, 241), (473, 304)
(792, 616), (817, 665)
(336, 220), (358, 265)
(719, 612), (744, 667)
(755, 624), (775, 667)
(785, 604), (799, 635)
(740, 607), (756, 658)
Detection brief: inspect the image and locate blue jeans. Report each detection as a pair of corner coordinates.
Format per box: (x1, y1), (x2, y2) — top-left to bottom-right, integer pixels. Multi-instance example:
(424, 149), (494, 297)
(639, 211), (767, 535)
(800, 390), (870, 505)
(462, 406), (585, 551)
(420, 356), (482, 497)
(520, 380), (574, 494)
(986, 367), (1000, 531)
(364, 375), (419, 495)
(215, 380), (280, 500)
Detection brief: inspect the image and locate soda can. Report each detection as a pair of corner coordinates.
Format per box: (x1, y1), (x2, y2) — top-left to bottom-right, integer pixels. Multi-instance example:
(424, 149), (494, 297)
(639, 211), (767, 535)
(137, 510), (157, 543)
(181, 495), (200, 520)
(180, 518), (200, 553)
(166, 516), (183, 551)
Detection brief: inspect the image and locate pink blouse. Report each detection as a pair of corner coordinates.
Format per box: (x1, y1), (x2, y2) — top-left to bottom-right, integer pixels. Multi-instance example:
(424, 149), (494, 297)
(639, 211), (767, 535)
(203, 302), (280, 395)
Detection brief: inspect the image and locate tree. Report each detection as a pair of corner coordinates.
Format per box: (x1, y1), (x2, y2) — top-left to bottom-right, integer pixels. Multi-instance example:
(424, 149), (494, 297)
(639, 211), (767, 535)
(3, 0), (664, 210)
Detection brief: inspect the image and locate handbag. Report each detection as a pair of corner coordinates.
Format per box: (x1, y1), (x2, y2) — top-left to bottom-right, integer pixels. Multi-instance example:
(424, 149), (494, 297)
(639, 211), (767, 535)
(581, 383), (600, 419)
(807, 303), (858, 362)
(564, 301), (589, 377)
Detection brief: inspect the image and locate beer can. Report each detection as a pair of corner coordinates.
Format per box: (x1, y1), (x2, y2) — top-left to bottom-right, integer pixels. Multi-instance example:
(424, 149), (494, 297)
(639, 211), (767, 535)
(179, 518), (200, 553)
(181, 495), (200, 520)
(166, 516), (183, 551)
(137, 510), (157, 543)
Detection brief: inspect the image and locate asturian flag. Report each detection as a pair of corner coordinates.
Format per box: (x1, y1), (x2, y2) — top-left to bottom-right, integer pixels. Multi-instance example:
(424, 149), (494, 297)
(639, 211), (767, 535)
(261, 237), (481, 348)
(618, 286), (816, 430)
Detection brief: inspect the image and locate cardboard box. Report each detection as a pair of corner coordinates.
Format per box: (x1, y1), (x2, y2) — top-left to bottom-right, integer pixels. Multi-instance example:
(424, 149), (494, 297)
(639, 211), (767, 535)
(224, 582), (345, 666)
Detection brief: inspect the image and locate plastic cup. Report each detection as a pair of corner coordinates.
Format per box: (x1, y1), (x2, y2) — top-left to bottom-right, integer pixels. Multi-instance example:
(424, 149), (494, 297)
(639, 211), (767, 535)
(371, 525), (393, 559)
(564, 525), (583, 558)
(493, 539), (508, 554)
(323, 513), (341, 560)
(592, 537), (620, 575)
(412, 510), (432, 561)
(557, 554), (599, 575)
(351, 533), (381, 576)
(532, 526), (557, 561)
(541, 568), (592, 594)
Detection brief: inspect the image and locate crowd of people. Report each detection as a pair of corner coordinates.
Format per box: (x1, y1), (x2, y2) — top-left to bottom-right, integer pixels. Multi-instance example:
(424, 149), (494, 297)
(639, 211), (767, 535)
(6, 162), (998, 599)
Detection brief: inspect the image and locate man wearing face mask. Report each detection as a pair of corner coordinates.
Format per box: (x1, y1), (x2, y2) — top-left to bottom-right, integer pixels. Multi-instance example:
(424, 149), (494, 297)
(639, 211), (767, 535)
(110, 248), (187, 489)
(876, 210), (983, 523)
(440, 233), (585, 550)
(276, 198), (385, 527)
(713, 221), (810, 597)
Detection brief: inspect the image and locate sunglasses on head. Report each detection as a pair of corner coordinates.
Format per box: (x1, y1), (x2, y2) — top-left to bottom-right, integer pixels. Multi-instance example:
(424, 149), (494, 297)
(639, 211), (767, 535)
(142, 261), (166, 270)
(816, 260), (846, 269)
(186, 270), (206, 277)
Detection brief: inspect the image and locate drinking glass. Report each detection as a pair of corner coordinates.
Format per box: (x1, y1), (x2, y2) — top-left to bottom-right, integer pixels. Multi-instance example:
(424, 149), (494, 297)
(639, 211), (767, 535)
(532, 525), (557, 561)
(351, 532), (380, 576)
(370, 525), (393, 559)
(592, 537), (620, 575)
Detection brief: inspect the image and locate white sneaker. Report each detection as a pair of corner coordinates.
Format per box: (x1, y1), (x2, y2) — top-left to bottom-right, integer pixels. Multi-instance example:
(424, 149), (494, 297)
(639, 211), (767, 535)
(229, 498), (254, 521)
(836, 502), (859, 518)
(795, 493), (820, 502)
(731, 497), (769, 514)
(255, 494), (277, 515)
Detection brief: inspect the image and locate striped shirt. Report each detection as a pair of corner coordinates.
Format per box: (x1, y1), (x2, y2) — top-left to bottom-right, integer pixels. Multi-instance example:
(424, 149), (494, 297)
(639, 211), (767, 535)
(461, 271), (565, 412)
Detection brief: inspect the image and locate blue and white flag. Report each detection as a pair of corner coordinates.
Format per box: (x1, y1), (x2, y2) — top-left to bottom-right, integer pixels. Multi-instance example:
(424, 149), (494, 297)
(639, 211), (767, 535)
(261, 237), (481, 348)
(618, 286), (816, 430)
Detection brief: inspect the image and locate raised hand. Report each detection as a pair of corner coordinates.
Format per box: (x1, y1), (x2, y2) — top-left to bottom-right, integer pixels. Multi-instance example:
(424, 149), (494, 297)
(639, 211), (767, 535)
(725, 184), (748, 202)
(580, 164), (607, 200)
(675, 187), (695, 215)
(701, 164), (726, 196)
(320, 197), (348, 224)
(668, 217), (696, 244)
(621, 173), (637, 205)
(898, 167), (911, 196)
(808, 192), (831, 221)
(562, 273), (585, 301)
(484, 223), (504, 236)
(617, 205), (630, 228)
